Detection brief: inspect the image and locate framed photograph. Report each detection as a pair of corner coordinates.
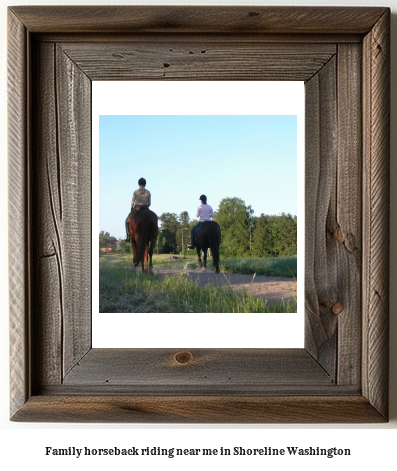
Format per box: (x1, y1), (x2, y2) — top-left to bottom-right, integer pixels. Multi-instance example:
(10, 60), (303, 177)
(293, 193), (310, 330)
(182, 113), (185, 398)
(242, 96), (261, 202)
(93, 81), (305, 349)
(8, 6), (390, 423)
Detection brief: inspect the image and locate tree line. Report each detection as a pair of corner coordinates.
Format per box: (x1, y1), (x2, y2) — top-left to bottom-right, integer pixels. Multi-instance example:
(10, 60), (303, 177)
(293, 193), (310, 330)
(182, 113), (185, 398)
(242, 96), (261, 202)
(100, 197), (297, 258)
(215, 197), (297, 258)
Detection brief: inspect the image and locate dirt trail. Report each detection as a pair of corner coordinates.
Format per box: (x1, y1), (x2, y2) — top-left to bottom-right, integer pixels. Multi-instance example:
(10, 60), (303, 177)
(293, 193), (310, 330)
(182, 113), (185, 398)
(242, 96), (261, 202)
(153, 267), (297, 304)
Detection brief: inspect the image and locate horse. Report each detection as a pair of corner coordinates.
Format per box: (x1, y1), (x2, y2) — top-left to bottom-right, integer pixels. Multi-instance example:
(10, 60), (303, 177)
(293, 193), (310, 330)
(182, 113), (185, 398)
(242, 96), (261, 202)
(193, 221), (221, 273)
(129, 208), (158, 272)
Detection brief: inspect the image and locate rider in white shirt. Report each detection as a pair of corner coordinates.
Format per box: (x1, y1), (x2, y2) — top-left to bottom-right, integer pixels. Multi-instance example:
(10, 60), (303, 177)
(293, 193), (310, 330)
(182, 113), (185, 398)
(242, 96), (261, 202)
(187, 194), (214, 249)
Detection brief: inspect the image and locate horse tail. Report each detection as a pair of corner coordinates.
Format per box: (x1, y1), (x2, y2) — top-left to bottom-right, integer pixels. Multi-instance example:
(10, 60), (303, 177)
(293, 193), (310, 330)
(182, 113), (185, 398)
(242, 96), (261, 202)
(135, 215), (149, 266)
(210, 224), (221, 269)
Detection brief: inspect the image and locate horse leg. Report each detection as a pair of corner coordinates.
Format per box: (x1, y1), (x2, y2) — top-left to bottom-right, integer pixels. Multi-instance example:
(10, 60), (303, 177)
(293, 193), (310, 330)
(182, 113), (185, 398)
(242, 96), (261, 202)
(132, 234), (141, 269)
(148, 238), (155, 272)
(143, 245), (149, 272)
(202, 247), (207, 269)
(196, 247), (202, 268)
(132, 242), (137, 267)
(140, 244), (145, 272)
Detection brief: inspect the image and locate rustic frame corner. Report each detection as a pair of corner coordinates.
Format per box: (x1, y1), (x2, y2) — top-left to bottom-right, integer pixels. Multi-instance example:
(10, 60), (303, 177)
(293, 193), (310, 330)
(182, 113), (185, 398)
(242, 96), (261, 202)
(8, 6), (390, 423)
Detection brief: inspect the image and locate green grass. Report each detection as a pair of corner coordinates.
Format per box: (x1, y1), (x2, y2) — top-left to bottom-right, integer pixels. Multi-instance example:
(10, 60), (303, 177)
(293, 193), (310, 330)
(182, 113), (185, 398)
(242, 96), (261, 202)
(150, 253), (198, 269)
(219, 256), (297, 278)
(154, 253), (297, 278)
(102, 253), (297, 278)
(99, 254), (297, 313)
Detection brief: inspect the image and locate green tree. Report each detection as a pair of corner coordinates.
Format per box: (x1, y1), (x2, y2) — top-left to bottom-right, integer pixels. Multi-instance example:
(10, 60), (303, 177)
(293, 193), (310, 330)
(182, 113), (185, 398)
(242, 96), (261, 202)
(271, 213), (297, 256)
(108, 235), (117, 252)
(156, 232), (166, 254)
(159, 212), (179, 253)
(119, 240), (131, 254)
(213, 197), (253, 258)
(99, 231), (110, 248)
(251, 214), (273, 257)
(189, 219), (198, 231)
(184, 218), (198, 255)
(176, 211), (190, 254)
(252, 213), (297, 257)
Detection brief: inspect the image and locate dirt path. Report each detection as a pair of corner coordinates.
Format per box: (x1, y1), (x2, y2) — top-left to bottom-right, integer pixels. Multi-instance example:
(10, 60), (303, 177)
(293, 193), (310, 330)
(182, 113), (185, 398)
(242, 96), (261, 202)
(152, 267), (297, 304)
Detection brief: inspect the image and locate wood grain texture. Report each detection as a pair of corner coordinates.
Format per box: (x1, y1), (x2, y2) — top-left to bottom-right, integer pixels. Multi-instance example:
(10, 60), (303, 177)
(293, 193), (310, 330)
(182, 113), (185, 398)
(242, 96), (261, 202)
(362, 9), (390, 419)
(335, 44), (362, 386)
(8, 10), (29, 419)
(11, 396), (385, 424)
(35, 33), (363, 45)
(62, 349), (333, 391)
(31, 42), (92, 387)
(32, 42), (63, 387)
(304, 56), (338, 378)
(60, 42), (335, 81)
(8, 6), (390, 423)
(56, 45), (92, 377)
(304, 43), (363, 386)
(9, 6), (387, 34)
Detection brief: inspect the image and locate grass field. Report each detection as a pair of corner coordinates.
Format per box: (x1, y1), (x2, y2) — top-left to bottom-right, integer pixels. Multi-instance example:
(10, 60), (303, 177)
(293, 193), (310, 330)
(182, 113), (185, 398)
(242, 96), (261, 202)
(99, 253), (297, 313)
(219, 256), (296, 278)
(103, 253), (297, 278)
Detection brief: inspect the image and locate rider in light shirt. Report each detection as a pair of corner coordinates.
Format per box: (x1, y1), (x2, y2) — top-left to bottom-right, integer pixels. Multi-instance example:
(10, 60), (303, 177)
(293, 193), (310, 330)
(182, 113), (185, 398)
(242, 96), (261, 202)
(187, 194), (214, 249)
(125, 177), (151, 241)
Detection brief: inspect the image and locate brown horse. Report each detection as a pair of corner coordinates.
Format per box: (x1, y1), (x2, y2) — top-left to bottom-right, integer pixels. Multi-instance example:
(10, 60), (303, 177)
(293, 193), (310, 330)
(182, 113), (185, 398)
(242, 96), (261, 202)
(129, 208), (158, 272)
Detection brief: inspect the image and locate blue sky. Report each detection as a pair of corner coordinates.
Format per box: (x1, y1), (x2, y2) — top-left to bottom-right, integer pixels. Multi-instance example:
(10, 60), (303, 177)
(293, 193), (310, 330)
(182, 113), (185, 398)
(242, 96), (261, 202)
(99, 115), (298, 238)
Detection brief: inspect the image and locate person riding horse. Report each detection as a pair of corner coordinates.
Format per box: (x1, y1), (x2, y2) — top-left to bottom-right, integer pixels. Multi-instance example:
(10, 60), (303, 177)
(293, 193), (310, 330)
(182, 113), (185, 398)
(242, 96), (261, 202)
(125, 177), (151, 242)
(187, 194), (214, 249)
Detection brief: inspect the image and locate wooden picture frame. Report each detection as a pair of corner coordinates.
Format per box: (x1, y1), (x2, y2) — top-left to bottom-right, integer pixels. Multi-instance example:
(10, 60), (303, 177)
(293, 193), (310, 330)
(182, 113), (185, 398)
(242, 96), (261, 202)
(8, 6), (390, 423)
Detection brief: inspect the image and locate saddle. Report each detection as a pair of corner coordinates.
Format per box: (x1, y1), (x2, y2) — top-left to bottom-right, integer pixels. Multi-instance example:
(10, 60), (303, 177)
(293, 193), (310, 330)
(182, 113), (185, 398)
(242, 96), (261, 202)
(126, 205), (149, 222)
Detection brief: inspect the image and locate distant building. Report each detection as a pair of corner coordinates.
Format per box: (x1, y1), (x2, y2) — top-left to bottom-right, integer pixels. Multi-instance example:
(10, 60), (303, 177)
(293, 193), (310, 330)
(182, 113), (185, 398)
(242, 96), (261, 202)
(106, 239), (122, 251)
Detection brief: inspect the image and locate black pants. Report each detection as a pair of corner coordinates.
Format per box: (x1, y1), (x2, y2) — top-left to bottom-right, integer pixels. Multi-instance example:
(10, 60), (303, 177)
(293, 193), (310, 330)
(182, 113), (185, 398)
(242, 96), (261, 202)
(190, 222), (202, 242)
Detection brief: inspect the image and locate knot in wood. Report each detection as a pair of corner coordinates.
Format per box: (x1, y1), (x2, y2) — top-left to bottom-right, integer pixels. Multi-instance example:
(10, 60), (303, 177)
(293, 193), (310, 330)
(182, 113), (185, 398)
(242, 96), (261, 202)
(333, 225), (344, 244)
(174, 351), (194, 365)
(331, 302), (344, 316)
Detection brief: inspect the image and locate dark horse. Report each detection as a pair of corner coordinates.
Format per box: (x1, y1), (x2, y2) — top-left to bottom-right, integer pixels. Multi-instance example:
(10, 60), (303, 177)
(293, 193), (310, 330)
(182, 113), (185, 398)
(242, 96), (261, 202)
(129, 209), (158, 272)
(194, 221), (221, 273)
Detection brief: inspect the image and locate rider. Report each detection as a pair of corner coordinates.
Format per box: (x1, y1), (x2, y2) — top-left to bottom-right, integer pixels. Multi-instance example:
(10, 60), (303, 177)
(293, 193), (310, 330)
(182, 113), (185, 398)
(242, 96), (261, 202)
(125, 177), (151, 242)
(187, 194), (214, 249)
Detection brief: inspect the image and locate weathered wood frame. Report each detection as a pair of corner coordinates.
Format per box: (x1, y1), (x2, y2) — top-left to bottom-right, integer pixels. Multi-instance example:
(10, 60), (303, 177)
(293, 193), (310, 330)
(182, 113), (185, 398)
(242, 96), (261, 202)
(8, 6), (390, 423)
